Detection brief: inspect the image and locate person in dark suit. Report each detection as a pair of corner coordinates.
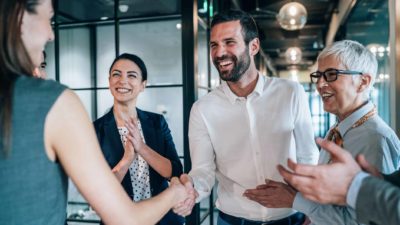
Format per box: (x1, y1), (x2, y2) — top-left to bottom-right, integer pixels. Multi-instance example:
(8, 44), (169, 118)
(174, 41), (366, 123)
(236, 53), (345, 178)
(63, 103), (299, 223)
(278, 138), (400, 225)
(355, 171), (400, 225)
(93, 53), (184, 225)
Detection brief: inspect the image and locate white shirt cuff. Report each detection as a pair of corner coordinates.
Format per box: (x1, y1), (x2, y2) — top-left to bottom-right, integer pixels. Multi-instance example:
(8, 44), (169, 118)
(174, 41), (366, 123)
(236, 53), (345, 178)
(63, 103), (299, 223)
(189, 174), (209, 203)
(346, 171), (370, 209)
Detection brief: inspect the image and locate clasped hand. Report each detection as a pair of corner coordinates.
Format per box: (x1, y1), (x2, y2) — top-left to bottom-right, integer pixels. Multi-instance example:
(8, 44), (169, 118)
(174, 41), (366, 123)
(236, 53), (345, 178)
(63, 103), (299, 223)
(171, 174), (199, 216)
(243, 179), (296, 208)
(124, 117), (146, 154)
(123, 118), (198, 216)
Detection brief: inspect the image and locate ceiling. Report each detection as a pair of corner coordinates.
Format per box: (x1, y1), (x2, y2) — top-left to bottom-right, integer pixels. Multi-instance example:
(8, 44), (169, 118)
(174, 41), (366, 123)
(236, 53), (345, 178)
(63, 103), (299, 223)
(247, 0), (338, 71)
(56, 0), (389, 72)
(57, 0), (181, 22)
(345, 0), (389, 45)
(229, 0), (389, 72)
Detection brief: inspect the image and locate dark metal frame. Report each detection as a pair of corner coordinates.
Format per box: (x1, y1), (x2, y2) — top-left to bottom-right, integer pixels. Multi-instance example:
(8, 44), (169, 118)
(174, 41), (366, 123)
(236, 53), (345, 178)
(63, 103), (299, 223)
(90, 25), (98, 119)
(200, 0), (216, 224)
(53, 0), (60, 82)
(181, 0), (199, 224)
(114, 0), (120, 57)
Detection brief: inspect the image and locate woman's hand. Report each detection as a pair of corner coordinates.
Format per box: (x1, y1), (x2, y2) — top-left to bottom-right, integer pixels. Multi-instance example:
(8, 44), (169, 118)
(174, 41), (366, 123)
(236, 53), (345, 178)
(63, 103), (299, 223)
(125, 116), (174, 179)
(169, 177), (189, 205)
(111, 138), (135, 182)
(121, 137), (135, 163)
(125, 117), (146, 154)
(173, 174), (198, 216)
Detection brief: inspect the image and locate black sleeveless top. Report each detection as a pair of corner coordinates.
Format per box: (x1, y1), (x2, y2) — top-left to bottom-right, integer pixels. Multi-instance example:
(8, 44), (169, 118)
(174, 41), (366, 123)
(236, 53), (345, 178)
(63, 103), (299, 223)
(0, 76), (68, 225)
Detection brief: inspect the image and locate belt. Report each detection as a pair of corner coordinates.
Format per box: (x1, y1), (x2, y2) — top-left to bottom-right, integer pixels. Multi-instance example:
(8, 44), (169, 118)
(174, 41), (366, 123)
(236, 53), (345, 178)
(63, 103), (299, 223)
(218, 211), (305, 225)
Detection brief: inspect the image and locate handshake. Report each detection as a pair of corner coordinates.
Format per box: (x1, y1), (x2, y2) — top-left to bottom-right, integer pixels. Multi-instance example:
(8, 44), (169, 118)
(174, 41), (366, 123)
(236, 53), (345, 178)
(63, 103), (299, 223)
(169, 174), (199, 217)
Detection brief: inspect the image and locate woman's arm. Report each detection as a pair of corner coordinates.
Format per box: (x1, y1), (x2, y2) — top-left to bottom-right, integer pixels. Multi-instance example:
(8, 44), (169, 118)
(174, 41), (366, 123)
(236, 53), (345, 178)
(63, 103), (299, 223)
(125, 117), (178, 179)
(111, 141), (135, 182)
(44, 90), (187, 225)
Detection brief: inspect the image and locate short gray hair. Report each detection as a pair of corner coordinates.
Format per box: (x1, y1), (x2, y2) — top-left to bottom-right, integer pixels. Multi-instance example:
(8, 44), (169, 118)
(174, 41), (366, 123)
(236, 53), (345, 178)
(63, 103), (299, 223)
(317, 40), (377, 99)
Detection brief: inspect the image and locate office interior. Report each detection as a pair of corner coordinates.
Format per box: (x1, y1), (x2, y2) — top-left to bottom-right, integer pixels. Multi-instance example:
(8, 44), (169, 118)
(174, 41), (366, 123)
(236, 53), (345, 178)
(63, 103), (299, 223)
(47, 0), (400, 224)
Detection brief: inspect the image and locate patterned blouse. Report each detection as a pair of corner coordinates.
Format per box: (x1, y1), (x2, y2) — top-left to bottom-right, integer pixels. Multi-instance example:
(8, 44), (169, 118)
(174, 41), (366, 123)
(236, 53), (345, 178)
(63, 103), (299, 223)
(117, 120), (151, 202)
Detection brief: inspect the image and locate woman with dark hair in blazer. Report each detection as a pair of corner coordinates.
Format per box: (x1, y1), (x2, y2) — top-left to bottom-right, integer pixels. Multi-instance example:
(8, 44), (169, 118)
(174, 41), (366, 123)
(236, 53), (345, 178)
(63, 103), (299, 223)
(0, 0), (188, 224)
(94, 53), (184, 225)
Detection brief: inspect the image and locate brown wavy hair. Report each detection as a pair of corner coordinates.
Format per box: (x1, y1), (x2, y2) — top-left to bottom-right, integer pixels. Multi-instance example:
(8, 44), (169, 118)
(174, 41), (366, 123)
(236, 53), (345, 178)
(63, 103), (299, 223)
(0, 0), (40, 157)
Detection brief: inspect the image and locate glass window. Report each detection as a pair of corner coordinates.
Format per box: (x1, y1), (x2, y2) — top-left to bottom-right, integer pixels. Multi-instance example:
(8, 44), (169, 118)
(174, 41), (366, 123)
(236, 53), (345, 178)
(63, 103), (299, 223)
(96, 25), (116, 88)
(345, 0), (390, 124)
(44, 41), (56, 80)
(59, 27), (92, 89)
(96, 89), (114, 118)
(198, 22), (209, 89)
(210, 66), (220, 89)
(302, 83), (334, 138)
(198, 88), (209, 99)
(136, 87), (184, 156)
(74, 90), (94, 121)
(119, 20), (182, 85)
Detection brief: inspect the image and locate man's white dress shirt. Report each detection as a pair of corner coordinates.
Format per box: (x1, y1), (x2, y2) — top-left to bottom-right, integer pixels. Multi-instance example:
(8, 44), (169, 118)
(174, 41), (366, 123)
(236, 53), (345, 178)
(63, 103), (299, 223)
(189, 74), (319, 221)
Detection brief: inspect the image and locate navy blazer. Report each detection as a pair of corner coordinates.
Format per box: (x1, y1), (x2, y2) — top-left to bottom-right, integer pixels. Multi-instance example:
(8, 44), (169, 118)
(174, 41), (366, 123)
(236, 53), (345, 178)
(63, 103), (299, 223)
(93, 108), (184, 225)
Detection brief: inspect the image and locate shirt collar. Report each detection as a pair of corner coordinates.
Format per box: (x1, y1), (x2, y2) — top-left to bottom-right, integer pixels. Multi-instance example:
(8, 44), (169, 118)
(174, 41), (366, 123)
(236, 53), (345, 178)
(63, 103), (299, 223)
(337, 101), (375, 136)
(222, 73), (264, 104)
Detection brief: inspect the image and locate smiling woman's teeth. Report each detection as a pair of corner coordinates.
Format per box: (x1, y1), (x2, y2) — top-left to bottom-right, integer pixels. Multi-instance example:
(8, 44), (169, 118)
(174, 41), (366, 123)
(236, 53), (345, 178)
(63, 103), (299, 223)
(321, 93), (333, 99)
(116, 88), (130, 93)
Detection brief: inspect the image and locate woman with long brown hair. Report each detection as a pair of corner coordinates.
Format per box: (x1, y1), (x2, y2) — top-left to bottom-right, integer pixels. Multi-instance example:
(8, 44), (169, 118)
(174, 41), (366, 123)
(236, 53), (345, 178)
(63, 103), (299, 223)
(0, 0), (188, 224)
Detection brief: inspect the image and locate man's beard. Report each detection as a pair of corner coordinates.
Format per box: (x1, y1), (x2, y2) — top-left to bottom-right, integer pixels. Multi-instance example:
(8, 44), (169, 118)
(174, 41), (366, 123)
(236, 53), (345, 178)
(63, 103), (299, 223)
(213, 48), (251, 82)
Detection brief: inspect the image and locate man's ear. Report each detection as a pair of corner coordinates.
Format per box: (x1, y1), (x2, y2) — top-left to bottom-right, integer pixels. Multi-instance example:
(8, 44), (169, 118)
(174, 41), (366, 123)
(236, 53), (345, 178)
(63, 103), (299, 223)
(249, 38), (260, 56)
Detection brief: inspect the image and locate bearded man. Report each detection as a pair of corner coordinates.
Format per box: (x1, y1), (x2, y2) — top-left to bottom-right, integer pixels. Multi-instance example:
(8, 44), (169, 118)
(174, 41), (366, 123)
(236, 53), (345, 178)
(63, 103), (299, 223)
(173, 10), (319, 225)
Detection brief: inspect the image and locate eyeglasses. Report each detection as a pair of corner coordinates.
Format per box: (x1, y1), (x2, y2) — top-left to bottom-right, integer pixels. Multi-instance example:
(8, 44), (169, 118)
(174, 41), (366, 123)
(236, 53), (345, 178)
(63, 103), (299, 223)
(310, 68), (363, 83)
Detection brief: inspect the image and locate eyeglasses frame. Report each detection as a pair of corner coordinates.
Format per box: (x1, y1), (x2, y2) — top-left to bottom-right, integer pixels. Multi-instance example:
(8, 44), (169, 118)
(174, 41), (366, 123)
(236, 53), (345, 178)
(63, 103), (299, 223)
(310, 68), (363, 83)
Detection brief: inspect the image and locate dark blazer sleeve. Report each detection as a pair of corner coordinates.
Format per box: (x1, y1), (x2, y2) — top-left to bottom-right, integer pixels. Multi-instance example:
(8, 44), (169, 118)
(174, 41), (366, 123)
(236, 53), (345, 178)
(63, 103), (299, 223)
(159, 115), (183, 178)
(356, 174), (400, 225)
(93, 111), (134, 199)
(383, 170), (400, 187)
(139, 110), (184, 225)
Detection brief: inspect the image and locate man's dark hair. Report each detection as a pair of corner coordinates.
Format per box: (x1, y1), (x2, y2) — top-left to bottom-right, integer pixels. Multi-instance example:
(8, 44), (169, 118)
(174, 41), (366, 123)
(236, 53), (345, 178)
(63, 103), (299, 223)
(211, 10), (259, 44)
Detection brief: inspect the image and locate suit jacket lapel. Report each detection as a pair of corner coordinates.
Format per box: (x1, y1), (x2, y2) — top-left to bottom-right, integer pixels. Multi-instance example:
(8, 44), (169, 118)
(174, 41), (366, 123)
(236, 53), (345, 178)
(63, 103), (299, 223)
(137, 108), (159, 193)
(137, 108), (157, 150)
(103, 109), (125, 164)
(101, 109), (134, 199)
